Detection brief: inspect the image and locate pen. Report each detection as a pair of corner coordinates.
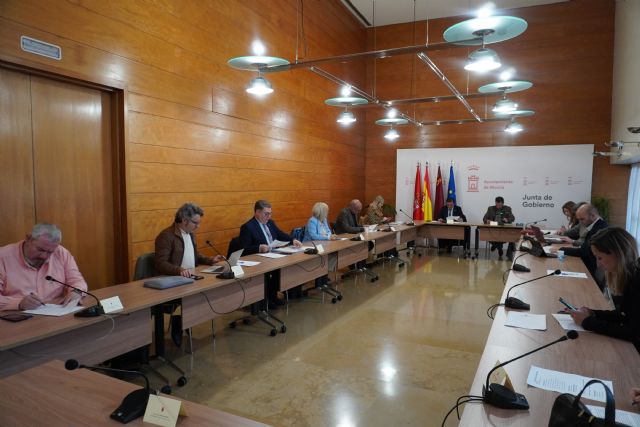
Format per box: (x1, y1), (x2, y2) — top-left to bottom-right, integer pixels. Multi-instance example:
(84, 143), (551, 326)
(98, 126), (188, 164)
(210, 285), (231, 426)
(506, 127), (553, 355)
(30, 292), (45, 306)
(558, 297), (576, 311)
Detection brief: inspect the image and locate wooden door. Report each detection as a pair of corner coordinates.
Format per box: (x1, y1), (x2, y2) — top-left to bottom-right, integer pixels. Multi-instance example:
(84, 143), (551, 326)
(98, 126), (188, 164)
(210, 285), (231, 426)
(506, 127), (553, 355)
(0, 67), (117, 289)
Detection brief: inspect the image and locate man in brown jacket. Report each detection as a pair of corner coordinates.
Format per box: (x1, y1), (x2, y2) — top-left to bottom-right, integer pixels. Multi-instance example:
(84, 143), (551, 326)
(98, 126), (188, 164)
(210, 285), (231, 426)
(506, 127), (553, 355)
(154, 202), (223, 277)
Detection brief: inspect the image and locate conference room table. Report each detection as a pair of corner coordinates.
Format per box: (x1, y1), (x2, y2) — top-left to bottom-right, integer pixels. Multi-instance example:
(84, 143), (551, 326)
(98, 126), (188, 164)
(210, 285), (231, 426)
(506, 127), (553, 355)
(0, 360), (271, 427)
(458, 248), (640, 425)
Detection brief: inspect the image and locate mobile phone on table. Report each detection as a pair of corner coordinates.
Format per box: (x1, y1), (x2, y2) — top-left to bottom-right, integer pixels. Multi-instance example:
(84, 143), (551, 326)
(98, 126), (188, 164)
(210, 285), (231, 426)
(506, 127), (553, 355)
(190, 275), (204, 280)
(1, 313), (33, 322)
(559, 297), (576, 310)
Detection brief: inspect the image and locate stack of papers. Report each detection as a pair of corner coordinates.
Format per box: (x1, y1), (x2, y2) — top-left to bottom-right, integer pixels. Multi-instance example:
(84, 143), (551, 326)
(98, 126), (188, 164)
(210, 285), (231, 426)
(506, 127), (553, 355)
(257, 253), (287, 259)
(547, 270), (588, 278)
(552, 313), (586, 331)
(23, 304), (84, 317)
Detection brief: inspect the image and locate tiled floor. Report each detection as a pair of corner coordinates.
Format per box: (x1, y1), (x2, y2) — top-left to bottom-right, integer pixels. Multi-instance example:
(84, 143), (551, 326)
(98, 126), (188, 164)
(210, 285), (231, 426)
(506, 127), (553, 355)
(157, 249), (507, 426)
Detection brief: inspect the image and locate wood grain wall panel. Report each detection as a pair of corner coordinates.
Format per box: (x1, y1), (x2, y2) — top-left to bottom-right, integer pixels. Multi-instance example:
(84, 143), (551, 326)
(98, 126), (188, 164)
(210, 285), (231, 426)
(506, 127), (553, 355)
(0, 68), (35, 245)
(364, 0), (627, 226)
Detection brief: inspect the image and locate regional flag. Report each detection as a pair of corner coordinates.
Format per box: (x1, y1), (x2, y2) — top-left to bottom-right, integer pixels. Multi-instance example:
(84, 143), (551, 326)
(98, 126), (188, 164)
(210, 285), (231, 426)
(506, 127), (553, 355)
(422, 162), (432, 221)
(434, 165), (444, 217)
(447, 164), (456, 203)
(413, 163), (423, 220)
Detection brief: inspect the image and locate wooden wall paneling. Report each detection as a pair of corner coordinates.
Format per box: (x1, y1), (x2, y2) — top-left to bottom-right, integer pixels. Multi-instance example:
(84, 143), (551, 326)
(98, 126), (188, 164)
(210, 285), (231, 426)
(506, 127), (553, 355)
(0, 67), (35, 244)
(30, 77), (115, 289)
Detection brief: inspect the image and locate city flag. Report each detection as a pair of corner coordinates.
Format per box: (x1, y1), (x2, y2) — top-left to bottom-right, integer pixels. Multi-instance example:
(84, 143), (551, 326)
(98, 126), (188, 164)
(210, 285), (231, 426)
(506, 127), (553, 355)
(447, 164), (456, 203)
(413, 163), (423, 220)
(422, 163), (432, 221)
(434, 165), (445, 217)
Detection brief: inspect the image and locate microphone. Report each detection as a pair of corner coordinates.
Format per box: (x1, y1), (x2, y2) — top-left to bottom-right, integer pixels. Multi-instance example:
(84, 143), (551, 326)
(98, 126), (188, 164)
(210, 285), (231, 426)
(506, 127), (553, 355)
(304, 240), (319, 255)
(205, 240), (234, 280)
(483, 330), (579, 409)
(397, 209), (416, 226)
(504, 269), (561, 310)
(65, 359), (152, 423)
(512, 252), (531, 273)
(46, 275), (104, 317)
(524, 218), (547, 227)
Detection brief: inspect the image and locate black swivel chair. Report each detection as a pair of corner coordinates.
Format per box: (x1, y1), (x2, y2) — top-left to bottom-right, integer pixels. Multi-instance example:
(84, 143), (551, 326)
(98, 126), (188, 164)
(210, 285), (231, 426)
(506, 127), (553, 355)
(132, 252), (187, 390)
(226, 236), (286, 336)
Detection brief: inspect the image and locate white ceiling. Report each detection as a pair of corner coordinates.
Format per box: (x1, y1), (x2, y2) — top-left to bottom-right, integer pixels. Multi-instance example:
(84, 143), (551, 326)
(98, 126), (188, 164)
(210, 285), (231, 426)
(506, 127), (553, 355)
(341, 0), (569, 27)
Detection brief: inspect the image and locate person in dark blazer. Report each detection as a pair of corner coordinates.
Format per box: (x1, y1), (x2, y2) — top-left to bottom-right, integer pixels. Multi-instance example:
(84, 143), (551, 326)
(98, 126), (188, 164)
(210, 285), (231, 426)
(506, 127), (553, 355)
(239, 200), (302, 308)
(437, 197), (468, 253)
(560, 203), (608, 288)
(482, 196), (516, 259)
(239, 200), (302, 255)
(568, 227), (640, 351)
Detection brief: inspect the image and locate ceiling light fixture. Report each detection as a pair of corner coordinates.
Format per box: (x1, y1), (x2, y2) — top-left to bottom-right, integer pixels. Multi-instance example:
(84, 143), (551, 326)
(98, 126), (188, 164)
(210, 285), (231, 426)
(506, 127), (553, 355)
(493, 94), (518, 114)
(246, 74), (273, 95)
(384, 127), (399, 141)
(465, 43), (501, 72)
(337, 109), (356, 125)
(505, 118), (523, 134)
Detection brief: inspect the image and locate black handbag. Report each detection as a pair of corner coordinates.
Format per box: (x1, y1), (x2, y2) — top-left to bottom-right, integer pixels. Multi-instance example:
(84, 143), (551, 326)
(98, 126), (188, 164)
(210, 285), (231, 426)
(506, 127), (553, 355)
(548, 379), (630, 427)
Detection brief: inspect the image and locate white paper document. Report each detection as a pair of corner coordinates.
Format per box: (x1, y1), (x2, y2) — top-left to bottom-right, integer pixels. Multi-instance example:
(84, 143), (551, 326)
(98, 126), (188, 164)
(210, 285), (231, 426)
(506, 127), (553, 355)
(527, 366), (613, 403)
(552, 313), (586, 332)
(269, 240), (289, 248)
(237, 260), (260, 266)
(586, 405), (640, 427)
(547, 270), (588, 279)
(257, 252), (287, 259)
(505, 312), (547, 330)
(23, 303), (84, 317)
(274, 246), (308, 254)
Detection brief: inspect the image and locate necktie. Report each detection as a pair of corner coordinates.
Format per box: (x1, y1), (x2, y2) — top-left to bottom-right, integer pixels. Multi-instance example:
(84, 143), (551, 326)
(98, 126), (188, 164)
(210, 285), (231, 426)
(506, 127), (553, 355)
(262, 223), (273, 244)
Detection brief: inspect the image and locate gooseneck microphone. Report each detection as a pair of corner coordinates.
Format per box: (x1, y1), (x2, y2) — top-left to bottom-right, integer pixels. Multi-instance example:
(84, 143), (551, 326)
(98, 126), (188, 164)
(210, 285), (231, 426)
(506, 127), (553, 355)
(524, 218), (547, 229)
(46, 275), (104, 317)
(304, 240), (319, 255)
(483, 330), (578, 409)
(65, 359), (152, 423)
(397, 209), (416, 226)
(504, 269), (561, 310)
(512, 252), (531, 273)
(205, 240), (234, 279)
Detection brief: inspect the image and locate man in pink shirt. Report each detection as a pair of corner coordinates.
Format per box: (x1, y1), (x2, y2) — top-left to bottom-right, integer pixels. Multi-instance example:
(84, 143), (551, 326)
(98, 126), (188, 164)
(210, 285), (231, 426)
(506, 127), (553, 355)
(0, 223), (88, 311)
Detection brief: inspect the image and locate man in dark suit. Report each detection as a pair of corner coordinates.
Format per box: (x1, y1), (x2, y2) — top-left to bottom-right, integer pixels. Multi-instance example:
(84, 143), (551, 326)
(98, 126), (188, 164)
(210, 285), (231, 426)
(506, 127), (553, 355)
(239, 200), (302, 307)
(437, 197), (468, 253)
(560, 203), (608, 288)
(482, 196), (516, 259)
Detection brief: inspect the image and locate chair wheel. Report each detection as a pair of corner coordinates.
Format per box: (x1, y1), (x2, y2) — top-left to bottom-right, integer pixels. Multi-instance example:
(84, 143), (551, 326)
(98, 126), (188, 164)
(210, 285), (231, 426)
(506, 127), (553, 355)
(229, 321), (237, 328)
(177, 376), (187, 387)
(331, 297), (337, 304)
(280, 325), (287, 333)
(160, 385), (172, 394)
(337, 295), (343, 301)
(399, 263), (405, 267)
(270, 328), (277, 337)
(243, 318), (251, 325)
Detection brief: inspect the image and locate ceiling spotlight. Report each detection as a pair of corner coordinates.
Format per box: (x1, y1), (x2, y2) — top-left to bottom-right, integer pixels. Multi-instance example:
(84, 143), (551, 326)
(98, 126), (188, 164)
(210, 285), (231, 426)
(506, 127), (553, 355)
(337, 109), (356, 125)
(505, 119), (523, 134)
(493, 95), (518, 114)
(246, 74), (273, 95)
(340, 85), (352, 97)
(465, 47), (501, 72)
(251, 40), (266, 56)
(384, 127), (400, 141)
(387, 109), (398, 118)
(628, 126), (640, 134)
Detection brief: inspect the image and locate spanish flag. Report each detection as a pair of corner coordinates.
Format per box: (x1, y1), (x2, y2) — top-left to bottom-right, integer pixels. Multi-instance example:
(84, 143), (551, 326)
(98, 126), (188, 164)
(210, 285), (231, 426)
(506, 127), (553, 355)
(422, 162), (433, 221)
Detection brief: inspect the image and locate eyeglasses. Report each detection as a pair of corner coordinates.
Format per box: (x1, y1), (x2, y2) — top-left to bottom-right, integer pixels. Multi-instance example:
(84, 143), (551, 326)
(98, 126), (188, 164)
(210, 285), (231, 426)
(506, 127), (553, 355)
(261, 211), (273, 216)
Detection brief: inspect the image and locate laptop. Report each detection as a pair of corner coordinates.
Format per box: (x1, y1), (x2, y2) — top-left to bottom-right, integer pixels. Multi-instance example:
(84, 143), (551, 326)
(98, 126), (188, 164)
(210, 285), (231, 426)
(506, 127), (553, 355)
(521, 235), (558, 258)
(201, 248), (244, 273)
(530, 225), (564, 244)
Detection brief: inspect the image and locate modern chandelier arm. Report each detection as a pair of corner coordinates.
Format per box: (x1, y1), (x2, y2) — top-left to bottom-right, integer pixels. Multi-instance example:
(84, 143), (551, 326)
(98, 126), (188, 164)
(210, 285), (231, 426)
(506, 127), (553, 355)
(416, 52), (482, 122)
(258, 37), (483, 73)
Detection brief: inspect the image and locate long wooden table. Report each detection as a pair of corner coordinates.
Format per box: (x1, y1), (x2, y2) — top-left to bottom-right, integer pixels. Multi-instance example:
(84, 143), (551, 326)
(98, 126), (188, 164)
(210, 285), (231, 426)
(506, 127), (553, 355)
(458, 250), (640, 425)
(0, 360), (270, 427)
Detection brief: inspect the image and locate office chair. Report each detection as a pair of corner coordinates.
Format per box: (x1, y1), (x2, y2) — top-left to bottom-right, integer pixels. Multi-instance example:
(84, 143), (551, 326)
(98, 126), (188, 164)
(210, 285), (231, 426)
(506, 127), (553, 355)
(226, 236), (286, 337)
(132, 253), (187, 391)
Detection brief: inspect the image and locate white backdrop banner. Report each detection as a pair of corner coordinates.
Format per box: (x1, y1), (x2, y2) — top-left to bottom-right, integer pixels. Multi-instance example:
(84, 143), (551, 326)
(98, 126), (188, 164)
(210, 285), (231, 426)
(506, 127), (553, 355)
(396, 145), (594, 229)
